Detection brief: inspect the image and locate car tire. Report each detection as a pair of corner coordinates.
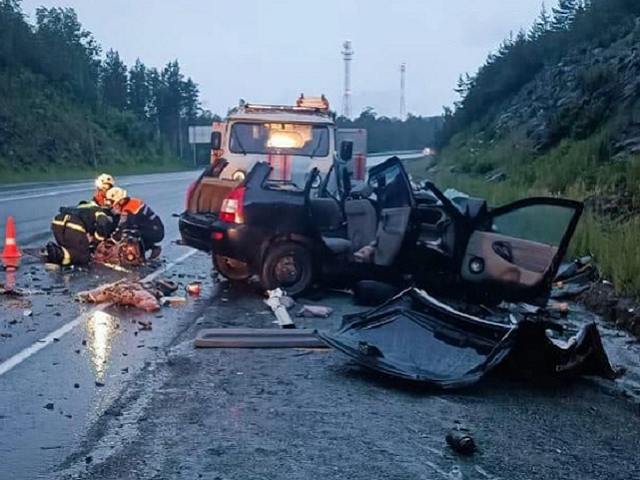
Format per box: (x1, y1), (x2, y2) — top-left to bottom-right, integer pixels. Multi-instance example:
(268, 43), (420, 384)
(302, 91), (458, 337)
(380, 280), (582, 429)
(213, 255), (251, 281)
(261, 242), (314, 297)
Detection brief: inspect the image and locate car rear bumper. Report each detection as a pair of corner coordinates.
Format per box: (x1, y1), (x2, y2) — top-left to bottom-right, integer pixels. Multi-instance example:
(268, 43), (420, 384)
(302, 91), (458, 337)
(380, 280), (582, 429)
(178, 212), (217, 252)
(178, 212), (260, 264)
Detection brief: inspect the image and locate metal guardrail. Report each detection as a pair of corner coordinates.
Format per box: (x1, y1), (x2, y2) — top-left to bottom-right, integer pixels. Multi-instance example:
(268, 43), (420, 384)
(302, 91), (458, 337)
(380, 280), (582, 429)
(367, 150), (424, 158)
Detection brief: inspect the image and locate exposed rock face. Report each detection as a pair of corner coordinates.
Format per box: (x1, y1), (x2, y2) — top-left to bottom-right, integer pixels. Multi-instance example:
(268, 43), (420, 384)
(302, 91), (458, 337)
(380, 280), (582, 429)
(492, 19), (640, 156)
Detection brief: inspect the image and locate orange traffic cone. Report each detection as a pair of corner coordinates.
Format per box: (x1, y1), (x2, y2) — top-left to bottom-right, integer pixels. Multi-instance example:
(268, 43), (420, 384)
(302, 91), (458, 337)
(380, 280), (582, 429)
(1, 216), (22, 268)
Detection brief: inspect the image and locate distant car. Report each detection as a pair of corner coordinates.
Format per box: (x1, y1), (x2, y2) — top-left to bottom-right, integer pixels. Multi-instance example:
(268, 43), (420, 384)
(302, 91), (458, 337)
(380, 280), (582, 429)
(178, 156), (583, 304)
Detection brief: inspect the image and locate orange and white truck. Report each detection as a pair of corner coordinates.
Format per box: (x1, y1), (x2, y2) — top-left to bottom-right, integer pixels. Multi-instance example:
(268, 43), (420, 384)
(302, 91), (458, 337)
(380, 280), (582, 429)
(208, 95), (367, 187)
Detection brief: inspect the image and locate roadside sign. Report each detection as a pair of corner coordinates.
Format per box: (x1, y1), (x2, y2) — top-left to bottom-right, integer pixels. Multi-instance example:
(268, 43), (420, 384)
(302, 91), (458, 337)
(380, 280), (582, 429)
(188, 126), (211, 145)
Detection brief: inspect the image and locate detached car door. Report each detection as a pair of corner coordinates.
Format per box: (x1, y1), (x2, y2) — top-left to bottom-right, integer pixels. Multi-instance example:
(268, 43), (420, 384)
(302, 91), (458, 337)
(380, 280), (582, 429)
(460, 198), (583, 304)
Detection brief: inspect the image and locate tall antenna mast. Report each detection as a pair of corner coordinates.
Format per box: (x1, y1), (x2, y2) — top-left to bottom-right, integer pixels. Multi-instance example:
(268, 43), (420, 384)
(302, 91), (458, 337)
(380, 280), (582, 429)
(342, 40), (354, 118)
(400, 62), (406, 120)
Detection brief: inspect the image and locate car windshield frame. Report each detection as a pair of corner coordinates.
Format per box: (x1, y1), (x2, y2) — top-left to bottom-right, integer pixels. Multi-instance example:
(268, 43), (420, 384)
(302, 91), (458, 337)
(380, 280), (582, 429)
(229, 122), (330, 157)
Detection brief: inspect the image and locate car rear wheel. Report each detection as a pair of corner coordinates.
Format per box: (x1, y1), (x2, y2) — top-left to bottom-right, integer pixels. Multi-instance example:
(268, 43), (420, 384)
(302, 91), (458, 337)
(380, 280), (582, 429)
(213, 255), (251, 281)
(261, 243), (314, 297)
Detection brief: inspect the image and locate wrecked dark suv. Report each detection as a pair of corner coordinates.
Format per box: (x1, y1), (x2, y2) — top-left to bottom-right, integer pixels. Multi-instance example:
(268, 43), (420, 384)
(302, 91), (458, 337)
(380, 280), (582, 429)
(178, 156), (583, 303)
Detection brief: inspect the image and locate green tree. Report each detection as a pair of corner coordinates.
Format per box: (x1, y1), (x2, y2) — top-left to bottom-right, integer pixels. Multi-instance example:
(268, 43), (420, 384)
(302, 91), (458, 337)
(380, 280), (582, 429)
(34, 7), (101, 101)
(181, 77), (201, 122)
(552, 0), (580, 31)
(100, 49), (128, 110)
(128, 59), (150, 120)
(529, 2), (552, 40)
(1, 2), (32, 72)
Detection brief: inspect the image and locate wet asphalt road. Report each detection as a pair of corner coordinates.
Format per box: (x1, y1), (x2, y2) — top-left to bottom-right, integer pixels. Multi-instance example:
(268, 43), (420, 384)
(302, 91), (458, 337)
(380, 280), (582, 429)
(1, 170), (640, 480)
(0, 170), (211, 479)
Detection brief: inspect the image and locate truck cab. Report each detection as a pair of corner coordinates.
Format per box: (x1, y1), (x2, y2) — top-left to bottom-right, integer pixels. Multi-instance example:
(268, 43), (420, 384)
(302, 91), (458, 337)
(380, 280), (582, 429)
(209, 96), (366, 188)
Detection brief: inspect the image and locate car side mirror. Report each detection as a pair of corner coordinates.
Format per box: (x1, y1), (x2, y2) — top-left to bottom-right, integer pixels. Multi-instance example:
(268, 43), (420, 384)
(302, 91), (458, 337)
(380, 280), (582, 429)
(211, 131), (222, 151)
(340, 140), (353, 161)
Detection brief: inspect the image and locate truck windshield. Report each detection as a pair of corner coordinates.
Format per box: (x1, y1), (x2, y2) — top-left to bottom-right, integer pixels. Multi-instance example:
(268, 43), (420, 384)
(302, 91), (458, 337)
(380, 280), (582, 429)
(229, 122), (330, 157)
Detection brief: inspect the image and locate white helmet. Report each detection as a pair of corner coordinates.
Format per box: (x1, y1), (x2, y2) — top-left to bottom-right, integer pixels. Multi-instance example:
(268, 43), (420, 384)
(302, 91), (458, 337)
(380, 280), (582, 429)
(95, 173), (115, 190)
(105, 187), (128, 206)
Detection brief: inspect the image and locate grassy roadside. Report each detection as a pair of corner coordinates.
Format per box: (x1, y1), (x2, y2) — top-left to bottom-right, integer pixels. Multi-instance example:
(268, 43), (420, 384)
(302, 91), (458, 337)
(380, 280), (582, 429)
(0, 159), (199, 186)
(402, 154), (640, 296)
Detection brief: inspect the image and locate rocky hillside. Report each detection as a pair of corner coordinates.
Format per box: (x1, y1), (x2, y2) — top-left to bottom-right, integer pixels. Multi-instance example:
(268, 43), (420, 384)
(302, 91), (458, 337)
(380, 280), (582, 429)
(493, 20), (640, 157)
(436, 1), (640, 197)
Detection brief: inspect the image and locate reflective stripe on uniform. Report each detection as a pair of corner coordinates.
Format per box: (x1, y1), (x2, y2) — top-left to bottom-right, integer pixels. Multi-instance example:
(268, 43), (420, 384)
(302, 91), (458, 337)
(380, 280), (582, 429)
(52, 220), (86, 233)
(61, 247), (72, 266)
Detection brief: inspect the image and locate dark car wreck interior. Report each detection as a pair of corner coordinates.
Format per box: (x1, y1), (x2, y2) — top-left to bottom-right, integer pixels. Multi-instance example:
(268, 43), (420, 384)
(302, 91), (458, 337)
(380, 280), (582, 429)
(309, 157), (582, 306)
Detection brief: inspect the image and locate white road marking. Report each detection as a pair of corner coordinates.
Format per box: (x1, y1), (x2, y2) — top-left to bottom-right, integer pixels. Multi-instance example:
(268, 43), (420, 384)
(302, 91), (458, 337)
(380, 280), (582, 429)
(0, 249), (198, 378)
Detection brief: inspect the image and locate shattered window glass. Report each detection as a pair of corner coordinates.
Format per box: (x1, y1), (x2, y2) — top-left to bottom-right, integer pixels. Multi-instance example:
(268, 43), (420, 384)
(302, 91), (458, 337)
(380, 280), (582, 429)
(491, 204), (576, 246)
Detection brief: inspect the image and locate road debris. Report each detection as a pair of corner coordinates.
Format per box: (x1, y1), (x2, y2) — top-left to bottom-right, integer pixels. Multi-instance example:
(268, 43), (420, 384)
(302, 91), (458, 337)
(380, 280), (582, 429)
(448, 465), (463, 480)
(296, 305), (333, 318)
(1, 284), (45, 297)
(77, 280), (160, 312)
(446, 428), (476, 455)
(186, 282), (201, 296)
(194, 328), (329, 349)
(265, 288), (296, 329)
(279, 295), (296, 309)
(160, 296), (187, 307)
(316, 288), (618, 388)
(138, 320), (153, 331)
(154, 278), (179, 296)
(552, 256), (598, 300)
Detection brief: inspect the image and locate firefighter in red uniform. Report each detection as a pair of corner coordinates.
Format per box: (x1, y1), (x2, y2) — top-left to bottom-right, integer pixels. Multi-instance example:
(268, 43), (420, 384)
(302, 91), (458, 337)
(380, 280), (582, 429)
(105, 187), (164, 259)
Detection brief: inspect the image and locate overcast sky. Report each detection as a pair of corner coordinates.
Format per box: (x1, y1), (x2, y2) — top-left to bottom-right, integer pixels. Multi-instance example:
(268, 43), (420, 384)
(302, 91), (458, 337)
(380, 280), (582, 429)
(21, 0), (546, 118)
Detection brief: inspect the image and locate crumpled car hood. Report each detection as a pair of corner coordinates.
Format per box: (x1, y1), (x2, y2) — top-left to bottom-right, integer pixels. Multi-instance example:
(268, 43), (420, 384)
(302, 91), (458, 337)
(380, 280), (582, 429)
(317, 289), (617, 389)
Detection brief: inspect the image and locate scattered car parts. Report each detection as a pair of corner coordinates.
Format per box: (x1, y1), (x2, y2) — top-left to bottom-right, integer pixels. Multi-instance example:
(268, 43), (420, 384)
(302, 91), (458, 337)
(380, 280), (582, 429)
(194, 328), (328, 349)
(265, 288), (296, 328)
(316, 288), (618, 389)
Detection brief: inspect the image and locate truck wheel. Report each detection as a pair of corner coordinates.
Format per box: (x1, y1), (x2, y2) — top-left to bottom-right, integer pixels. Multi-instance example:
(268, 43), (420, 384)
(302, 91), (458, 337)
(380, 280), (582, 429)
(213, 255), (251, 281)
(261, 243), (314, 297)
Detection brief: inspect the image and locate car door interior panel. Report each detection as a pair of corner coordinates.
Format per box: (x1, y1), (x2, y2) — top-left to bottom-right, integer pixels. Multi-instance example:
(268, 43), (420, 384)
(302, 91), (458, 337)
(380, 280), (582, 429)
(374, 207), (411, 266)
(461, 231), (558, 287)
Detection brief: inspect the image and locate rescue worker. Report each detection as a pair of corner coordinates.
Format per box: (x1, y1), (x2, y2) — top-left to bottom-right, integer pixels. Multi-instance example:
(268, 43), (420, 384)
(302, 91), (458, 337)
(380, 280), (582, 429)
(93, 173), (116, 206)
(45, 202), (115, 266)
(105, 187), (164, 259)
